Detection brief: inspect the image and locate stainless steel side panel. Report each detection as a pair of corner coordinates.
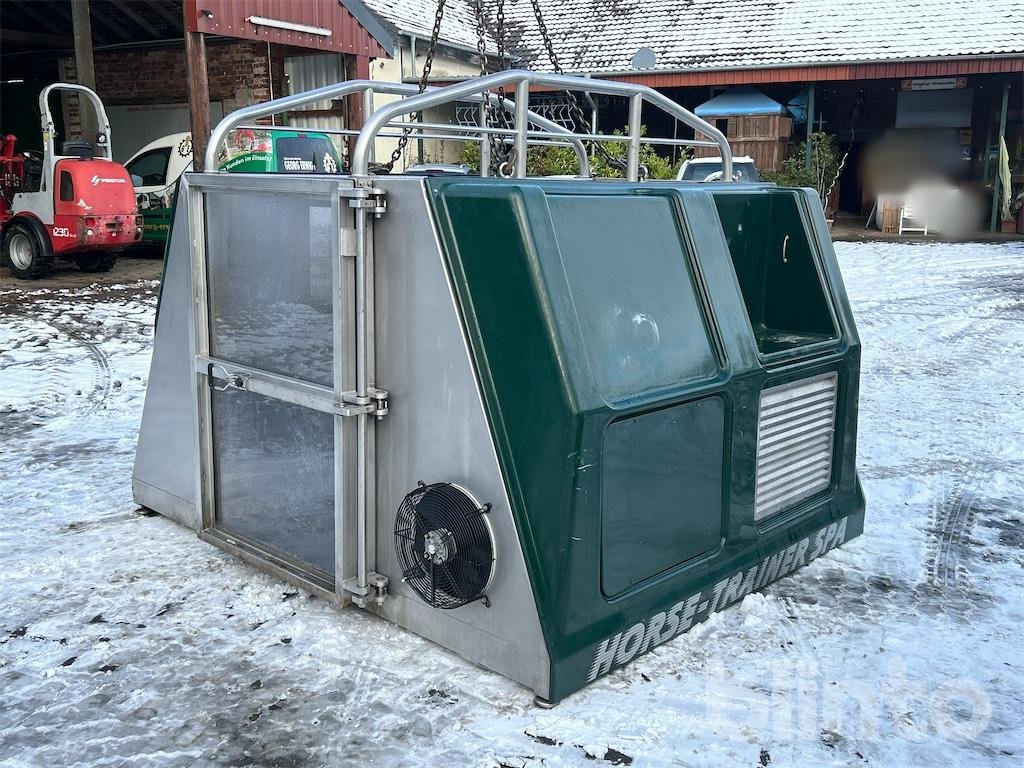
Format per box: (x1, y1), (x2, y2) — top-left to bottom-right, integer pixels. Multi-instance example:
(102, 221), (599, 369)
(369, 176), (551, 698)
(132, 173), (550, 698)
(132, 182), (200, 530)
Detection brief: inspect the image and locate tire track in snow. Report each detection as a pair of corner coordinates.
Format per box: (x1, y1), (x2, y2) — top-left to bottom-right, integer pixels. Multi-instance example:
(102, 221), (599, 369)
(48, 319), (114, 423)
(926, 485), (976, 591)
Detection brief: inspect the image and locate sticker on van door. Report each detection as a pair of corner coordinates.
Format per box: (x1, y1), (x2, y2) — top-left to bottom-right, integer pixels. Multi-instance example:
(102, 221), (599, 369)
(281, 156), (317, 172)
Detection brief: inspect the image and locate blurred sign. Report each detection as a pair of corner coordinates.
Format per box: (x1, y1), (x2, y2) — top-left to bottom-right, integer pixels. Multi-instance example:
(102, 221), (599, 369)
(901, 77), (968, 91)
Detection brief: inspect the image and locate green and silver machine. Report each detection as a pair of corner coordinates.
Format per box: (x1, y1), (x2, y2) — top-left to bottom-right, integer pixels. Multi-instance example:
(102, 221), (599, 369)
(133, 71), (864, 704)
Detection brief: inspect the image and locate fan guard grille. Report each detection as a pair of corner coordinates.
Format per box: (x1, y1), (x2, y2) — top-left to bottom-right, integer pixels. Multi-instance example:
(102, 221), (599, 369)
(394, 483), (494, 609)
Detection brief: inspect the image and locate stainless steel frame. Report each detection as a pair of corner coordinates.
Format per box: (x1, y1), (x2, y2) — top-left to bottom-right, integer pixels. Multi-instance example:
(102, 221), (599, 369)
(185, 173), (360, 603)
(350, 70), (733, 182)
(205, 79), (591, 179)
(137, 171), (553, 694)
(367, 176), (550, 693)
(205, 71), (734, 184)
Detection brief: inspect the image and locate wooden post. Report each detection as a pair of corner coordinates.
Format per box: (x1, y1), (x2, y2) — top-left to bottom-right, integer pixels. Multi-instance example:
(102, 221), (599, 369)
(343, 55), (371, 164)
(70, 0), (97, 141)
(981, 86), (996, 185)
(184, 26), (211, 171)
(989, 77), (1010, 232)
(804, 81), (816, 170)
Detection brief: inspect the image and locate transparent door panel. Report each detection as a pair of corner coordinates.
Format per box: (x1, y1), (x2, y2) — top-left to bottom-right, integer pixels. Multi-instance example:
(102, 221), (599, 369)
(205, 191), (335, 387)
(211, 388), (335, 577)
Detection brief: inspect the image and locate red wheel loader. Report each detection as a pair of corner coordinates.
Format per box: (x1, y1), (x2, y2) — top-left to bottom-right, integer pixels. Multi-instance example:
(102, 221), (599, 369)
(1, 83), (142, 279)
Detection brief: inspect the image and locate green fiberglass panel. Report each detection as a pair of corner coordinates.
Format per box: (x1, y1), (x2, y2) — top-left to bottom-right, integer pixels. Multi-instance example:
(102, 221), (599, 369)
(713, 190), (838, 356)
(546, 195), (718, 405)
(427, 178), (865, 703)
(430, 185), (578, 582)
(601, 397), (726, 597)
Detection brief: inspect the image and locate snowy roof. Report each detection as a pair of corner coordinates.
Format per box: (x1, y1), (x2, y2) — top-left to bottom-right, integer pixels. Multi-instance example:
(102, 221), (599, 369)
(495, 0), (1024, 74)
(695, 86), (784, 117)
(349, 0), (503, 55)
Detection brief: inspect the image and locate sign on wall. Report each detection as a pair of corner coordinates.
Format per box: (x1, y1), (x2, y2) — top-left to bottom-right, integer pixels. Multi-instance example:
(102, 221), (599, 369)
(900, 77), (968, 91)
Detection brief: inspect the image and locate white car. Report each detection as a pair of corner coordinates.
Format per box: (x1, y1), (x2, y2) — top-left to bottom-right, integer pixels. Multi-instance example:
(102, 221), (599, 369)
(676, 155), (759, 182)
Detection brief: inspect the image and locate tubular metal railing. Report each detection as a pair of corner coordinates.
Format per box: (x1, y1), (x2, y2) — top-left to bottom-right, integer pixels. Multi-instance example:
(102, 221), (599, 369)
(352, 71), (732, 181)
(205, 79), (590, 177)
(206, 70), (734, 182)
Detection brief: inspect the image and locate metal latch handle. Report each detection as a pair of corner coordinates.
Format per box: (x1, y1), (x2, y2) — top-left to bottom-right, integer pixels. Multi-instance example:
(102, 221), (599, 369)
(208, 363), (247, 392)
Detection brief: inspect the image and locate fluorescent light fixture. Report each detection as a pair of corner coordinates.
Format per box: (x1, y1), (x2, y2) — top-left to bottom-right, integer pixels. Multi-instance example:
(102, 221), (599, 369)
(245, 16), (332, 37)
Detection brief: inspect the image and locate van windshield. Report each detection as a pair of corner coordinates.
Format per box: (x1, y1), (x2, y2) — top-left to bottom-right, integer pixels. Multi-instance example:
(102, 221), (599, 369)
(127, 147), (171, 187)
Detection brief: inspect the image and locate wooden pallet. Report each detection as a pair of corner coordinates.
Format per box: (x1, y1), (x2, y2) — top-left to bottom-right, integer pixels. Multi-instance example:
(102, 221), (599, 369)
(881, 202), (900, 234)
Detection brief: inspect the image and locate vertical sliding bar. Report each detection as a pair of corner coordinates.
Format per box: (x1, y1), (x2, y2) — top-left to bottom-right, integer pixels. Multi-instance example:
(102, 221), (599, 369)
(514, 79), (529, 178)
(187, 181), (216, 531)
(336, 185), (359, 604)
(354, 203), (368, 399)
(363, 201), (378, 593)
(479, 99), (491, 177)
(627, 92), (643, 182)
(353, 194), (369, 602)
(332, 188), (350, 604)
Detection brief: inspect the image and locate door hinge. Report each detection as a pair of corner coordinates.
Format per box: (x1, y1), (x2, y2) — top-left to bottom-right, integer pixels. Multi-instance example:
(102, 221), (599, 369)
(337, 387), (389, 419)
(342, 572), (389, 606)
(340, 186), (386, 218)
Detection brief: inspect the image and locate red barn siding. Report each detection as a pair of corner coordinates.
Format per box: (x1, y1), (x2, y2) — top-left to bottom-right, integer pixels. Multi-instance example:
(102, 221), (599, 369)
(184, 0), (388, 57)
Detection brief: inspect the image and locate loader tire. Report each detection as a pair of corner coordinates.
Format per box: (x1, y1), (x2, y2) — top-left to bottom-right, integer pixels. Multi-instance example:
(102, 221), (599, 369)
(3, 219), (54, 279)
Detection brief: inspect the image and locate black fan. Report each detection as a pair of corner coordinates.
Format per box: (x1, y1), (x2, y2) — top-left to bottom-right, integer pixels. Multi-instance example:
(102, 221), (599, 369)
(394, 482), (494, 609)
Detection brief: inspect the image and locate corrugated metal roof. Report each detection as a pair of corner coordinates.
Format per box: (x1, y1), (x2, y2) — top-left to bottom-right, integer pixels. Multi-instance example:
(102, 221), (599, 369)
(359, 0), (503, 54)
(359, 0), (1024, 73)
(499, 0), (1024, 73)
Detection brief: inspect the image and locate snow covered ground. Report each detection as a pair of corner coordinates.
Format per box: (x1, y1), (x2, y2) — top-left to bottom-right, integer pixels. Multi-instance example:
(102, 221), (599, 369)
(1, 241), (1022, 768)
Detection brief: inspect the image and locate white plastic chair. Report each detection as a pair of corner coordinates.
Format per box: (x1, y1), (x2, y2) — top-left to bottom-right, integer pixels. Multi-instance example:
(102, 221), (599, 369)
(898, 202), (928, 235)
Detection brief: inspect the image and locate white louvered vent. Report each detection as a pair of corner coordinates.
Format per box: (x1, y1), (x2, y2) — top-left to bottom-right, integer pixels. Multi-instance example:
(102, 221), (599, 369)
(754, 373), (839, 521)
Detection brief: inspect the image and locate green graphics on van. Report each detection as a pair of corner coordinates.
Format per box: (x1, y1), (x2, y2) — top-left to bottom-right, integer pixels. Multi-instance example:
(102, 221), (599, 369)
(127, 129), (342, 244)
(216, 129), (341, 174)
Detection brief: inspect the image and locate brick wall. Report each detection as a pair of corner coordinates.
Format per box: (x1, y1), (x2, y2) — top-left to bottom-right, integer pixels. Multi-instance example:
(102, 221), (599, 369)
(60, 39), (285, 137)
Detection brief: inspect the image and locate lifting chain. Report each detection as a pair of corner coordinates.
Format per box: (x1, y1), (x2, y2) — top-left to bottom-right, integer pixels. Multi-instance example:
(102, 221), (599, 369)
(474, 0), (512, 175)
(527, 0), (628, 175)
(383, 0), (447, 172)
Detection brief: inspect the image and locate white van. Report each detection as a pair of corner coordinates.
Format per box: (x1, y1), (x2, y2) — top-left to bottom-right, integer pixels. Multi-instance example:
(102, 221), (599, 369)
(125, 129), (342, 243)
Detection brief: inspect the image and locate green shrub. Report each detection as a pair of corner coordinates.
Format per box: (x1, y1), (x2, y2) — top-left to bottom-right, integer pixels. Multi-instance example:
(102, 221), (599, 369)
(461, 126), (684, 179)
(762, 132), (843, 210)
